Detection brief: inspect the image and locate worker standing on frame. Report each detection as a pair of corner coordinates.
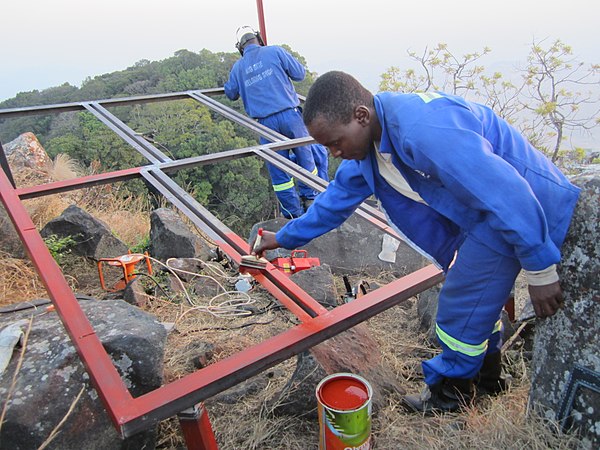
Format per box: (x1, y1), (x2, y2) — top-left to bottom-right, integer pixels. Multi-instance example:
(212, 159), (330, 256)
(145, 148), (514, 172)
(224, 28), (328, 217)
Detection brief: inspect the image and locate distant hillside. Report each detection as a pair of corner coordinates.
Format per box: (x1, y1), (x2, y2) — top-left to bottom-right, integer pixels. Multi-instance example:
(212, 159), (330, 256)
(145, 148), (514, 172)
(0, 46), (319, 236)
(0, 46), (315, 144)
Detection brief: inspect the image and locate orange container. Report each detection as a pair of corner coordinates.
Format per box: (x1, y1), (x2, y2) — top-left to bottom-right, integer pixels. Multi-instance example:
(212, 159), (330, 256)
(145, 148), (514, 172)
(316, 373), (373, 450)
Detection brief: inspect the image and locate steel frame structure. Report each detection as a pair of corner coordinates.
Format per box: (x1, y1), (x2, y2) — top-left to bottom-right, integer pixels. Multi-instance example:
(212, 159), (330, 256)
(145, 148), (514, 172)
(0, 89), (443, 447)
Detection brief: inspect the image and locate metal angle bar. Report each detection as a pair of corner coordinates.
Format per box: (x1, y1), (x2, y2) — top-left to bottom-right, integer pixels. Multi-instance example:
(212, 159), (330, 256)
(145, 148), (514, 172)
(0, 168), (132, 427)
(140, 168), (326, 321)
(187, 91), (286, 143)
(557, 364), (600, 432)
(16, 167), (142, 200)
(157, 137), (314, 173)
(119, 264), (443, 437)
(188, 91), (286, 141)
(82, 102), (171, 164)
(178, 403), (219, 450)
(158, 147), (257, 173)
(255, 147), (394, 235)
(0, 140), (16, 188)
(0, 89), (227, 119)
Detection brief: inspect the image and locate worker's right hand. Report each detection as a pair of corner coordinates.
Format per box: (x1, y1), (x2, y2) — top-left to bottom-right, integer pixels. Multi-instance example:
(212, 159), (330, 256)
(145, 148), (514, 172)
(251, 230), (280, 257)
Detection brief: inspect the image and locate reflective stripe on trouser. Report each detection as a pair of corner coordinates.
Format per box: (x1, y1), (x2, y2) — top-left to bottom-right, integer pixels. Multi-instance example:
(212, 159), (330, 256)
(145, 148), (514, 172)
(259, 108), (318, 200)
(422, 236), (521, 385)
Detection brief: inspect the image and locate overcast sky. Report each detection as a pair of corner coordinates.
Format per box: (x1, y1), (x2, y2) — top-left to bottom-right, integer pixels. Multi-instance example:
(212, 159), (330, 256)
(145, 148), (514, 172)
(1, 0), (598, 103)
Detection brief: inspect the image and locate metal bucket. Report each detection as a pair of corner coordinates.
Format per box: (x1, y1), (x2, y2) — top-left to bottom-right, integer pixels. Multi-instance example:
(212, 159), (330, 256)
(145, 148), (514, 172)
(316, 373), (373, 449)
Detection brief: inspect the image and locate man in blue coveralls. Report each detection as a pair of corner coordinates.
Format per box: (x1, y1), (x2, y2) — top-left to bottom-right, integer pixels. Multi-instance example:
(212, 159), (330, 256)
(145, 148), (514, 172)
(224, 31), (329, 218)
(252, 71), (580, 414)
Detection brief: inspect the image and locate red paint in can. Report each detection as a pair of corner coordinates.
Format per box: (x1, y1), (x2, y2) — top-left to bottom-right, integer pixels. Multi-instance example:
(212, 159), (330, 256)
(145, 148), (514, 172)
(316, 373), (373, 450)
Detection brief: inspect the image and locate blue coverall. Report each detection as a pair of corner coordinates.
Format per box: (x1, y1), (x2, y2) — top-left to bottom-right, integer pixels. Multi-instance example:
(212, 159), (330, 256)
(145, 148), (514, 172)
(274, 91), (580, 385)
(224, 43), (323, 218)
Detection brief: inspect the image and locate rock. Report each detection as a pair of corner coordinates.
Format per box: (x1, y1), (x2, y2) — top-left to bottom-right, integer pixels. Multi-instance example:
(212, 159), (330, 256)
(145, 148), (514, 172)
(149, 208), (214, 261)
(41, 205), (129, 260)
(3, 132), (52, 172)
(529, 168), (600, 448)
(122, 277), (149, 307)
(0, 204), (26, 258)
(290, 264), (338, 307)
(179, 341), (215, 371)
(0, 299), (167, 449)
(249, 214), (427, 277)
(163, 257), (204, 282)
(417, 283), (441, 344)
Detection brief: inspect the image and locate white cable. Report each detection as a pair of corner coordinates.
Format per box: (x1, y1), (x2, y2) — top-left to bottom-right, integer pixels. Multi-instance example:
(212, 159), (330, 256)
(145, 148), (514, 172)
(130, 254), (255, 317)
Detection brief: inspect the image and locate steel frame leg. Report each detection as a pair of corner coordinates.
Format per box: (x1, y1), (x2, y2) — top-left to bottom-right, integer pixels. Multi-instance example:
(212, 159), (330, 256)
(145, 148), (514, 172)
(178, 403), (219, 450)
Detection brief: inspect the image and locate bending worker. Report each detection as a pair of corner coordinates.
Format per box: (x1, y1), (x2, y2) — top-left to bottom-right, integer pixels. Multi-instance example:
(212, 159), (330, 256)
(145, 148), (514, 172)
(252, 71), (580, 414)
(224, 30), (328, 218)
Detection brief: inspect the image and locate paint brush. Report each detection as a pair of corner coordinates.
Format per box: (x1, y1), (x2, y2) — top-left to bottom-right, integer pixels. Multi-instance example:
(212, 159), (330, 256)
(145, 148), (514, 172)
(239, 228), (268, 270)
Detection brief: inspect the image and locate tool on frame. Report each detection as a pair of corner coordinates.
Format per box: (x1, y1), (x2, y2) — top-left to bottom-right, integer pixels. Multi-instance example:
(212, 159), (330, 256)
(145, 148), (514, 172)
(239, 227), (269, 270)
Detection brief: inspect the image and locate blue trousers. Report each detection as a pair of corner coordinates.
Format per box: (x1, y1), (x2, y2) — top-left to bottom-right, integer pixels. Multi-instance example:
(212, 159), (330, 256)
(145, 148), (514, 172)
(422, 236), (521, 385)
(259, 108), (318, 218)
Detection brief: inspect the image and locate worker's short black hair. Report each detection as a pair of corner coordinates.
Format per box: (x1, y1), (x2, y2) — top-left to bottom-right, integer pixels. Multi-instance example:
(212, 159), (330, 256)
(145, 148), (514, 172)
(303, 71), (374, 126)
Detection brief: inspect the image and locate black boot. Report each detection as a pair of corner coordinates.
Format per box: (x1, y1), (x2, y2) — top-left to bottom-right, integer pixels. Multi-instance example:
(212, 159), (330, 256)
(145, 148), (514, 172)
(474, 352), (511, 396)
(402, 378), (474, 415)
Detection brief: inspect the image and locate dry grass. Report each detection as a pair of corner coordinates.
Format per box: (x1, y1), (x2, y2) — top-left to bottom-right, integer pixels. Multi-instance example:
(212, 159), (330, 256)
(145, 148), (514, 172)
(0, 252), (49, 307)
(47, 153), (83, 182)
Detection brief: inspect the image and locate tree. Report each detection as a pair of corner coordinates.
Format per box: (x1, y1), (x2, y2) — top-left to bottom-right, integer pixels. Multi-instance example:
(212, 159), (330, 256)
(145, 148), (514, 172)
(379, 43), (490, 96)
(521, 38), (600, 162)
(378, 40), (600, 166)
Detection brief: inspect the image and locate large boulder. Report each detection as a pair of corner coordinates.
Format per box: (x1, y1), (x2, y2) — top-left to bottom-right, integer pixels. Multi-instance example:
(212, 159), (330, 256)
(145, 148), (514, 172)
(529, 167), (600, 448)
(250, 214), (427, 277)
(149, 208), (214, 261)
(290, 264), (338, 307)
(0, 298), (167, 449)
(41, 205), (129, 260)
(3, 132), (52, 173)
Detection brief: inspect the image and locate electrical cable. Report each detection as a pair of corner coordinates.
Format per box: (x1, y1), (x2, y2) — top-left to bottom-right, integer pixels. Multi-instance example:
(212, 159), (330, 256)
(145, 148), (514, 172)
(129, 272), (175, 302)
(127, 254), (257, 319)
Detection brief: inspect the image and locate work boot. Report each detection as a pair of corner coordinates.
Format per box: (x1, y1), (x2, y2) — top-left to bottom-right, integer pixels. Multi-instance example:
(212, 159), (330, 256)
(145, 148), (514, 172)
(474, 351), (512, 396)
(402, 378), (474, 415)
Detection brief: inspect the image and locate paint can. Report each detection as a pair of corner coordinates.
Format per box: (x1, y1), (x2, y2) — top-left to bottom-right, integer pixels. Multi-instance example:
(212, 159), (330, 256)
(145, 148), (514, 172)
(316, 372), (373, 450)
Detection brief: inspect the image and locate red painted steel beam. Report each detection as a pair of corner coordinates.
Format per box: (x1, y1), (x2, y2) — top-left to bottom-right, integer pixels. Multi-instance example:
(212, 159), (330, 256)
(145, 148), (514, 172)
(16, 167), (142, 200)
(256, 0), (268, 45)
(178, 403), (219, 450)
(0, 169), (133, 426)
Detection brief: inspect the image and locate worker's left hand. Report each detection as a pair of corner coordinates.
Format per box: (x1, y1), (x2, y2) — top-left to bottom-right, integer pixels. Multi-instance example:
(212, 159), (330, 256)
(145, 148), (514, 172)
(528, 281), (564, 318)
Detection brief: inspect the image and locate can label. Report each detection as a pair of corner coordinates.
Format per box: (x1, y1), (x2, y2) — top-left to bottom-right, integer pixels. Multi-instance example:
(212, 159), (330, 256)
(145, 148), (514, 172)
(316, 373), (372, 450)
